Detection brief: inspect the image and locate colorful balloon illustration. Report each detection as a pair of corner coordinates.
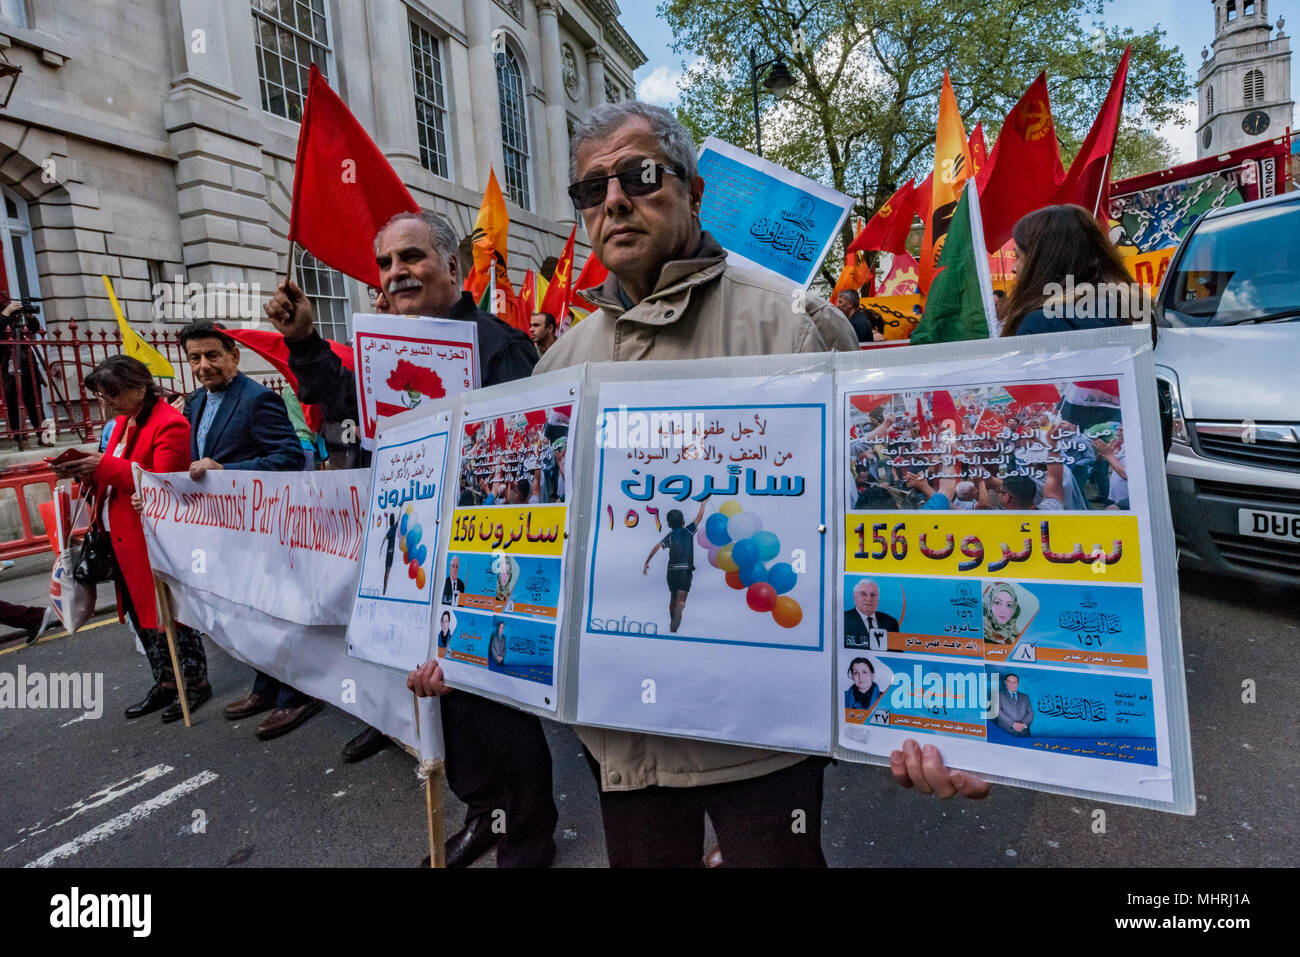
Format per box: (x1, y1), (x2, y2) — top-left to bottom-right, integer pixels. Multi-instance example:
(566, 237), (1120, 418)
(739, 561), (767, 587)
(716, 543), (739, 573)
(731, 538), (759, 570)
(772, 595), (803, 628)
(705, 512), (731, 546)
(719, 500), (743, 517)
(751, 530), (780, 562)
(724, 569), (745, 590)
(727, 512), (761, 542)
(767, 562), (797, 595)
(745, 582), (777, 613)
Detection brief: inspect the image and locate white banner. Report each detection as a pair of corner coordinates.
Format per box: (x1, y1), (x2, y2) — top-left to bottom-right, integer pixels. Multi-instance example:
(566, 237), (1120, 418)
(136, 466), (441, 760)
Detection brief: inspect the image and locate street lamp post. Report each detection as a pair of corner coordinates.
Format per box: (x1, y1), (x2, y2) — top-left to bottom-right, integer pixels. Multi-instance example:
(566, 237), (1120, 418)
(748, 46), (796, 158)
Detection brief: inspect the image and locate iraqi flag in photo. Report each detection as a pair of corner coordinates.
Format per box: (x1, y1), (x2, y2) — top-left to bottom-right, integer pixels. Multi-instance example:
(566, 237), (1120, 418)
(1061, 379), (1122, 429)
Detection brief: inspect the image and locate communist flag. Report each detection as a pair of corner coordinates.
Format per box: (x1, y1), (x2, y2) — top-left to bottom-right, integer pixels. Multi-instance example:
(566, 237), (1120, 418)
(833, 220), (876, 298)
(539, 226), (577, 320)
(465, 167), (510, 302)
(515, 269), (537, 331)
(929, 390), (963, 433)
(574, 253), (608, 293)
(288, 65), (420, 287)
(980, 73), (1067, 251)
(920, 73), (972, 293)
(1055, 46), (1131, 217)
(224, 327), (352, 434)
(848, 179), (919, 257)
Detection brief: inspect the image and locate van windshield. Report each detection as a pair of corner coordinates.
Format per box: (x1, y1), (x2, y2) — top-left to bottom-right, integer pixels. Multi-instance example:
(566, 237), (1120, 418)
(1161, 202), (1300, 326)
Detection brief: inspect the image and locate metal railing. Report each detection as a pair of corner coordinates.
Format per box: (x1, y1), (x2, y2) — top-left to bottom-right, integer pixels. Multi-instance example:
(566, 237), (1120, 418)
(0, 319), (286, 449)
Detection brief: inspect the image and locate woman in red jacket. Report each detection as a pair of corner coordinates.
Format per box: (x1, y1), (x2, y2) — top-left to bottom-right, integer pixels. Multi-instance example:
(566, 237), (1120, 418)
(52, 356), (211, 722)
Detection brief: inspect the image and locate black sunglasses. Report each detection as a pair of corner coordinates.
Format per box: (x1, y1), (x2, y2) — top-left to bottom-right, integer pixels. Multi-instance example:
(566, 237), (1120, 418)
(568, 162), (683, 210)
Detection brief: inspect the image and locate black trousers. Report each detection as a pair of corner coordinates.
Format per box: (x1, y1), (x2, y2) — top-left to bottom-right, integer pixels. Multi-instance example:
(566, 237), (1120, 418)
(441, 691), (557, 867)
(3, 361), (42, 433)
(584, 751), (829, 868)
(117, 570), (207, 687)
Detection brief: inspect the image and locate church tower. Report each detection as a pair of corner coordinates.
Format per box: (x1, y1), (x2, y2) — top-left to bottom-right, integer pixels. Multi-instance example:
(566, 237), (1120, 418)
(1197, 0), (1293, 157)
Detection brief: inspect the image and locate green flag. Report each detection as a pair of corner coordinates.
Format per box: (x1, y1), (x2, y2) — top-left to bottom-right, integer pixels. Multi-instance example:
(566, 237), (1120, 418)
(911, 179), (999, 344)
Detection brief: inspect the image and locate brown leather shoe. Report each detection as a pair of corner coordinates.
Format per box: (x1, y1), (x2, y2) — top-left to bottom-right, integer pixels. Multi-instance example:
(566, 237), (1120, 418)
(224, 692), (275, 720)
(704, 844), (724, 868)
(255, 699), (324, 740)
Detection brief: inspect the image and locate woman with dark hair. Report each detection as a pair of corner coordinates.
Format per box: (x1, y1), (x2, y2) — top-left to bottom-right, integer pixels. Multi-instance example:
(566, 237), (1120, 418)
(1000, 205), (1140, 337)
(51, 355), (211, 721)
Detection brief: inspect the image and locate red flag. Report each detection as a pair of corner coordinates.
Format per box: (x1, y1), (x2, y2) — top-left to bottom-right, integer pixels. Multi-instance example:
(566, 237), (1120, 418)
(929, 390), (962, 433)
(1004, 383), (1061, 407)
(224, 327), (352, 435)
(1054, 47), (1131, 217)
(969, 123), (990, 191)
(850, 394), (891, 416)
(515, 269), (536, 332)
(574, 253), (608, 292)
(524, 410), (547, 429)
(973, 408), (1006, 437)
(980, 73), (1067, 250)
(288, 65), (420, 287)
(849, 179), (920, 256)
(539, 226), (577, 320)
(914, 398), (931, 440)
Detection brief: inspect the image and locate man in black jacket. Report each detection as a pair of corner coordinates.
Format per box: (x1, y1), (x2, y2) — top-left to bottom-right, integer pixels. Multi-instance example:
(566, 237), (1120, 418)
(265, 211), (555, 868)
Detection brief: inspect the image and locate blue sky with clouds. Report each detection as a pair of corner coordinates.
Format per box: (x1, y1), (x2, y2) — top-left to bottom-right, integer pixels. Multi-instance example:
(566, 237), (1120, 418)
(620, 0), (1298, 162)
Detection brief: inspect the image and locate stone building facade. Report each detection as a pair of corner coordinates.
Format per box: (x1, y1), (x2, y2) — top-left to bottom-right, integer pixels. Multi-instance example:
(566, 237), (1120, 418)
(1197, 0), (1293, 158)
(0, 0), (644, 344)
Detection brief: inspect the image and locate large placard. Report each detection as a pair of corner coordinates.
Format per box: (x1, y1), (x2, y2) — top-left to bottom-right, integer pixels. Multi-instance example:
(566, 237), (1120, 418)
(575, 372), (834, 753)
(346, 406), (450, 672)
(834, 341), (1183, 809)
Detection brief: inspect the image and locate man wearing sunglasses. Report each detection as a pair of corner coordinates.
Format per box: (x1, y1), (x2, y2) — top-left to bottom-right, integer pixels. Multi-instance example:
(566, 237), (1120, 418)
(526, 101), (989, 867)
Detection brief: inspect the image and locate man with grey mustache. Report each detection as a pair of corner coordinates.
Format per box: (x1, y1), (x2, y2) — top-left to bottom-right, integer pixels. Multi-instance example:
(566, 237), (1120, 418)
(264, 211), (553, 868)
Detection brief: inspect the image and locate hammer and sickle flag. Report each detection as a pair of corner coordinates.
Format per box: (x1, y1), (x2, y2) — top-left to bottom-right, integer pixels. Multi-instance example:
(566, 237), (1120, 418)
(919, 73), (971, 293)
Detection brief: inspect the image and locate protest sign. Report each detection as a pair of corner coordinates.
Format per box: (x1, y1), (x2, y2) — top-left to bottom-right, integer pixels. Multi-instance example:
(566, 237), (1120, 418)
(696, 137), (854, 289)
(137, 466), (440, 760)
(833, 330), (1191, 812)
(435, 372), (582, 712)
(575, 369), (834, 753)
(346, 406), (451, 672)
(352, 313), (478, 450)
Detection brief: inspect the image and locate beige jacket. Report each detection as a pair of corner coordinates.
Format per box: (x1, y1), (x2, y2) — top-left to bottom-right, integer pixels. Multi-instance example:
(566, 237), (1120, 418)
(536, 232), (858, 791)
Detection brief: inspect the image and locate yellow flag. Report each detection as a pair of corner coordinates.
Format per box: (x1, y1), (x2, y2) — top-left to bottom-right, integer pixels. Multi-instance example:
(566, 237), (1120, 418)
(466, 167), (510, 301)
(101, 275), (175, 378)
(920, 73), (972, 292)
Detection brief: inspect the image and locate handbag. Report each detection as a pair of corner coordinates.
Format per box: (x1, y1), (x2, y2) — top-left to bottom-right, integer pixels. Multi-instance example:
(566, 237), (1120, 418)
(72, 516), (119, 586)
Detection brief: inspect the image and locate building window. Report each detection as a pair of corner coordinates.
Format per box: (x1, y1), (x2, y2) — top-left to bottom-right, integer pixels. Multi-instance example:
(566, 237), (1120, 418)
(295, 248), (351, 343)
(410, 21), (451, 179)
(252, 0), (332, 122)
(1, 187), (41, 323)
(1227, 0), (1237, 23)
(496, 44), (532, 210)
(0, 0), (27, 29)
(1207, 85), (1215, 115)
(1244, 1), (1255, 16)
(1244, 68), (1265, 103)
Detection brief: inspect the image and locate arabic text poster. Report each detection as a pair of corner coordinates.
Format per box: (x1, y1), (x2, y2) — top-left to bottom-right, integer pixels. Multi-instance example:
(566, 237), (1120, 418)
(697, 137), (853, 289)
(576, 374), (834, 753)
(836, 355), (1173, 805)
(435, 379), (578, 711)
(352, 313), (479, 450)
(347, 409), (450, 672)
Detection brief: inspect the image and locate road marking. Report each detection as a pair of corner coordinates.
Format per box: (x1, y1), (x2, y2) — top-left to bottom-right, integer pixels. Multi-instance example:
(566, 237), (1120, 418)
(5, 764), (176, 854)
(0, 615), (117, 655)
(23, 770), (218, 868)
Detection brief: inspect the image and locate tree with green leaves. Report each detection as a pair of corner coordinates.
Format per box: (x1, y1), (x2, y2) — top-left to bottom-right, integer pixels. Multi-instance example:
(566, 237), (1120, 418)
(662, 0), (1191, 286)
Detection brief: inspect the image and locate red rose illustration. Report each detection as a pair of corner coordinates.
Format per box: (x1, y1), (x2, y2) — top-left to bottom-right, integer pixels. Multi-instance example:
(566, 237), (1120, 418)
(386, 360), (446, 409)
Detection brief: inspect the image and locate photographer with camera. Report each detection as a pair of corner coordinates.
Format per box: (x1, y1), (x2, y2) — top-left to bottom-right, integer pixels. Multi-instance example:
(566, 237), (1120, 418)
(0, 297), (49, 450)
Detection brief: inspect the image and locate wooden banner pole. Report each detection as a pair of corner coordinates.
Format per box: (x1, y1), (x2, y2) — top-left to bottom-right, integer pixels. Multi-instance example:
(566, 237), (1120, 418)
(152, 576), (192, 728)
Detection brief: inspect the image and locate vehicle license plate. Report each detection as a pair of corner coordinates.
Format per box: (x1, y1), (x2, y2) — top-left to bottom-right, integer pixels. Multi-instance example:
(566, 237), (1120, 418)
(1238, 508), (1300, 543)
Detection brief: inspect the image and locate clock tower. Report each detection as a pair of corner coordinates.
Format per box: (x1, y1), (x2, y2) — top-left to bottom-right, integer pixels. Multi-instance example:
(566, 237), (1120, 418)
(1197, 0), (1293, 157)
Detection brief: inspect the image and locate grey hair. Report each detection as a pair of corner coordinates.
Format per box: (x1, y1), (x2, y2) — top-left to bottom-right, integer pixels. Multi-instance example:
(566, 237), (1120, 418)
(569, 101), (698, 185)
(375, 210), (459, 267)
(838, 289), (861, 307)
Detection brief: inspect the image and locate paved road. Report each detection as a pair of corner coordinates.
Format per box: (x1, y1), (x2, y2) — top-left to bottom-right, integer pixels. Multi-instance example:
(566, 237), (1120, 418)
(1, 567), (1295, 868)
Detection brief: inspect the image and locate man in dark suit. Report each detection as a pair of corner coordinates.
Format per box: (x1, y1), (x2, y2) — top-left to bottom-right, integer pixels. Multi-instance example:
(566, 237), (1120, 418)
(178, 321), (318, 739)
(995, 673), (1034, 737)
(843, 578), (900, 649)
(441, 554), (466, 606)
(265, 211), (555, 869)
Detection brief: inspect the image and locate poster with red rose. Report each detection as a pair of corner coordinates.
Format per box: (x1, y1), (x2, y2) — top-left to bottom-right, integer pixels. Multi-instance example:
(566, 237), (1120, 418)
(352, 313), (479, 450)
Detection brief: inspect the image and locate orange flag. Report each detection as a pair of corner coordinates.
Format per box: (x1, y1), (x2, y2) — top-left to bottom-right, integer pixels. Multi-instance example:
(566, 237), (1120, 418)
(539, 226), (577, 320)
(465, 167), (509, 302)
(833, 219), (875, 298)
(920, 73), (972, 293)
